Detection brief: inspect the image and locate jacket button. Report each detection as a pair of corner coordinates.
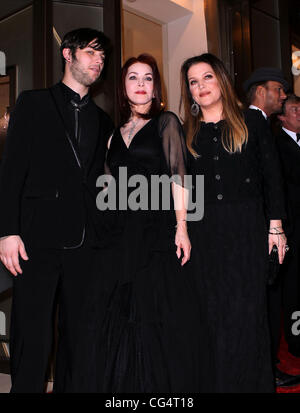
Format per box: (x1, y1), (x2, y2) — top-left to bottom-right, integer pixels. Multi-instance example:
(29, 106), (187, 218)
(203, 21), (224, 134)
(245, 178), (250, 183)
(213, 137), (218, 142)
(215, 174), (221, 180)
(217, 194), (223, 200)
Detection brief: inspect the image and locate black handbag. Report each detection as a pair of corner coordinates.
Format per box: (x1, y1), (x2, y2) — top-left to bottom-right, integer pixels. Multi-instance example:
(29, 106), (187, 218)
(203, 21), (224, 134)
(268, 245), (280, 286)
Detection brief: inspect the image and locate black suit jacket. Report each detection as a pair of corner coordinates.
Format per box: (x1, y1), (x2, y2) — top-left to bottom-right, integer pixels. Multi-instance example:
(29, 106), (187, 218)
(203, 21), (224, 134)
(276, 128), (300, 231)
(0, 83), (114, 249)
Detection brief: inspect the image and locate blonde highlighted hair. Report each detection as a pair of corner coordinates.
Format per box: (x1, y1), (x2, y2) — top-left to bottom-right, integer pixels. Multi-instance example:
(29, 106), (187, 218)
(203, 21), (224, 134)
(180, 53), (248, 157)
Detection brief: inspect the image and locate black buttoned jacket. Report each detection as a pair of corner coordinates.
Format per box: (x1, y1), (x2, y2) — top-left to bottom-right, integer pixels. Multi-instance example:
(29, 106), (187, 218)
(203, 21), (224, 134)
(0, 83), (113, 249)
(189, 109), (286, 220)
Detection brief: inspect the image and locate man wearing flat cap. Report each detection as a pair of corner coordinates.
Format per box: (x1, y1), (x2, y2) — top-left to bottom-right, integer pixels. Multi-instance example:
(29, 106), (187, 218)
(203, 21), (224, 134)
(244, 68), (300, 388)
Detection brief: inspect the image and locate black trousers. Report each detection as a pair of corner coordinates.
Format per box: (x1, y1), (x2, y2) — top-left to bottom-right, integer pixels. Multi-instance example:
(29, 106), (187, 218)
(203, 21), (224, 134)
(268, 217), (300, 361)
(9, 242), (97, 393)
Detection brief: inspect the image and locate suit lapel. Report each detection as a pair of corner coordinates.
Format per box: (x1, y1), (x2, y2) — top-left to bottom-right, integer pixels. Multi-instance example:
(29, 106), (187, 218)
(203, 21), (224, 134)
(49, 84), (82, 169)
(281, 129), (300, 154)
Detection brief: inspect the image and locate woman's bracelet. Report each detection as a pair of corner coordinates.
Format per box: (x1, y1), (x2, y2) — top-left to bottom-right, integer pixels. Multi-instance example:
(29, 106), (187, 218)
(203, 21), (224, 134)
(175, 219), (187, 229)
(269, 231), (285, 235)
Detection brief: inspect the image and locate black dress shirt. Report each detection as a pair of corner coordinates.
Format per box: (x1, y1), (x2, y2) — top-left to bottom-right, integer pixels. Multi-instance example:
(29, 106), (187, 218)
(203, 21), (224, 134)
(59, 81), (98, 170)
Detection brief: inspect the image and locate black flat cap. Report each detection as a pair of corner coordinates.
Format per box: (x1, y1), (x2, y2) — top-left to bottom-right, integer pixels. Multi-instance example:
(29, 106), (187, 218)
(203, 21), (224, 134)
(243, 67), (289, 92)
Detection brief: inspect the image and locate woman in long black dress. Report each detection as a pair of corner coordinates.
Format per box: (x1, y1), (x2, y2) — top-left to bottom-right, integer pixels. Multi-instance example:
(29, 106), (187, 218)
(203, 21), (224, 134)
(180, 53), (287, 392)
(76, 54), (201, 393)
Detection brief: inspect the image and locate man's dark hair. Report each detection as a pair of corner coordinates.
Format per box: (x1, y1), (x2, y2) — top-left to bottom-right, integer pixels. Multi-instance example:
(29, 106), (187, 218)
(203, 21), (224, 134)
(60, 27), (110, 72)
(279, 93), (300, 116)
(246, 81), (268, 105)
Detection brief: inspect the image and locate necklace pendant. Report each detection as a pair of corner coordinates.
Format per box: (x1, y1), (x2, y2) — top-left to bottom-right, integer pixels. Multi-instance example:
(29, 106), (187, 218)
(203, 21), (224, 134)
(127, 118), (139, 142)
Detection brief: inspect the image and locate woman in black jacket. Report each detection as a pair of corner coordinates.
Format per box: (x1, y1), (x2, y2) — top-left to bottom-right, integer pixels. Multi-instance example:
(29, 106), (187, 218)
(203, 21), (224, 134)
(180, 53), (287, 392)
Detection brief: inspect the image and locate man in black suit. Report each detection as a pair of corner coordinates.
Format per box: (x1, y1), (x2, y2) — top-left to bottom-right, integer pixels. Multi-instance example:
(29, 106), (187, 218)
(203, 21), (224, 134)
(276, 94), (300, 358)
(0, 28), (113, 392)
(244, 68), (300, 387)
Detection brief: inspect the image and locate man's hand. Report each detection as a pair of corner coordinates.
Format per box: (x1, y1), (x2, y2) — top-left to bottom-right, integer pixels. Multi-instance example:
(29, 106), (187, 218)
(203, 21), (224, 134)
(0, 235), (28, 276)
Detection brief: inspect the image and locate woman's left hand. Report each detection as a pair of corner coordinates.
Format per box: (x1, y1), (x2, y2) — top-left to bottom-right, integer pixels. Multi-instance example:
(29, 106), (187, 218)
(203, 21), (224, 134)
(175, 223), (191, 266)
(268, 223), (288, 264)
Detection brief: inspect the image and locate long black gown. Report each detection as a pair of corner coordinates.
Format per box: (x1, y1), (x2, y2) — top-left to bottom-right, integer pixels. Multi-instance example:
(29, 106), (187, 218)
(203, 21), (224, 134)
(188, 109), (286, 393)
(74, 111), (203, 393)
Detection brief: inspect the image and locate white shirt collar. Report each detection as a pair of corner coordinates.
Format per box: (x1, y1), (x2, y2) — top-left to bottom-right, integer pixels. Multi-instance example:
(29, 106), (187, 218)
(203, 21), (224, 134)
(282, 127), (300, 146)
(249, 105), (268, 120)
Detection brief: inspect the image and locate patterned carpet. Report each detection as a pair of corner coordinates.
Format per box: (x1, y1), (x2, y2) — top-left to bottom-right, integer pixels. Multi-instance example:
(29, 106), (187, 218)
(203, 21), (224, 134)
(277, 335), (300, 393)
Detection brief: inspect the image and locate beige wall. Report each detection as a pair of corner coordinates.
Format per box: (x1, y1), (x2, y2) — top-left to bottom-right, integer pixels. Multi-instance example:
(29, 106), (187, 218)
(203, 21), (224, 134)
(122, 0), (208, 116)
(122, 11), (163, 69)
(163, 0), (207, 115)
(122, 11), (165, 102)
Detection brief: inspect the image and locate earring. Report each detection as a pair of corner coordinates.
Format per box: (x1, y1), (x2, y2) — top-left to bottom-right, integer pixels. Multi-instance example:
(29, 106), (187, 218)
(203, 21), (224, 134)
(190, 100), (199, 117)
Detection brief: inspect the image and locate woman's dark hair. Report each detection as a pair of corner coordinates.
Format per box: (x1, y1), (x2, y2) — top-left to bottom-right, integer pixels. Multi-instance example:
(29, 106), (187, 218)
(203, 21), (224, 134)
(180, 53), (248, 156)
(60, 27), (110, 72)
(118, 54), (163, 126)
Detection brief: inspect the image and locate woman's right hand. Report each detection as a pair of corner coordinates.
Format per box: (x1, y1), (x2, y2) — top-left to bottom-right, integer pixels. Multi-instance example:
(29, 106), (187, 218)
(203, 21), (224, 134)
(175, 223), (191, 266)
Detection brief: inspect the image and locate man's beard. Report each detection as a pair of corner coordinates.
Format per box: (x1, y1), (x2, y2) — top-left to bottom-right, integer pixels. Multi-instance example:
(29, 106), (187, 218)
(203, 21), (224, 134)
(271, 104), (282, 115)
(70, 59), (100, 87)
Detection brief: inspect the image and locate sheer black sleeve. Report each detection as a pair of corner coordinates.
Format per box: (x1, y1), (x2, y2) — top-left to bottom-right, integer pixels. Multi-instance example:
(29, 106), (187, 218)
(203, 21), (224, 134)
(157, 111), (188, 187)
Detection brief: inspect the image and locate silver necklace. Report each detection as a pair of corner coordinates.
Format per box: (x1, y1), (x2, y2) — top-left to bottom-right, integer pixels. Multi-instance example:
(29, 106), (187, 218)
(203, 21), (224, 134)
(127, 118), (140, 142)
